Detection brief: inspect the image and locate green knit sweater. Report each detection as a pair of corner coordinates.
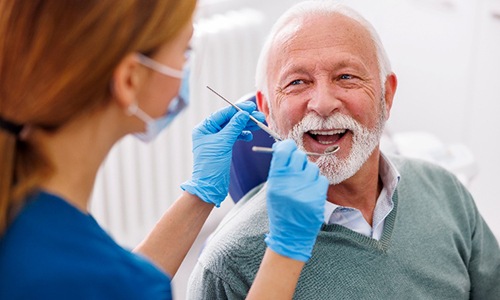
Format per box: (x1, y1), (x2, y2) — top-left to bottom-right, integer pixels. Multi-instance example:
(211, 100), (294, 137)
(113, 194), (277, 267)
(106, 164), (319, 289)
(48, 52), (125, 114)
(188, 155), (500, 299)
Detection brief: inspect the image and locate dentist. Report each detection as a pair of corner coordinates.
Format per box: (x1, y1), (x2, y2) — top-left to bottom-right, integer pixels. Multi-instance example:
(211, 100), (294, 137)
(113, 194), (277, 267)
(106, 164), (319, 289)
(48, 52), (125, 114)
(0, 0), (327, 299)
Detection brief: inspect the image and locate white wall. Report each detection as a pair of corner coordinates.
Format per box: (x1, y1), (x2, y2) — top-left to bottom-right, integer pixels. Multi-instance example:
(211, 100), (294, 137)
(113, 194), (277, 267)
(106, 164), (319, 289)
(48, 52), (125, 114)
(466, 0), (500, 240)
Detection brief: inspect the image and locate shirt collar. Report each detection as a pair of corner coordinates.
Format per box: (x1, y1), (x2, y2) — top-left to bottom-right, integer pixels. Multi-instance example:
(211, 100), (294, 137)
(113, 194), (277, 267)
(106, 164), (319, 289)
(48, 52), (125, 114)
(323, 152), (401, 223)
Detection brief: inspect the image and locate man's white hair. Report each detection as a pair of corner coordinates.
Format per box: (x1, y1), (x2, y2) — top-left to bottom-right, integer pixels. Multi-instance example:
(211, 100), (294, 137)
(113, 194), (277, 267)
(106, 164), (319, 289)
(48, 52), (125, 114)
(255, 0), (392, 99)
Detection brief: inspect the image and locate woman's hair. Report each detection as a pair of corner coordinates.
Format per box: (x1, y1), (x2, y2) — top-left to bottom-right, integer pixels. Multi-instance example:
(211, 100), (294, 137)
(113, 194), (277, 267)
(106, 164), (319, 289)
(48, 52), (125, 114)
(0, 0), (196, 234)
(255, 0), (392, 99)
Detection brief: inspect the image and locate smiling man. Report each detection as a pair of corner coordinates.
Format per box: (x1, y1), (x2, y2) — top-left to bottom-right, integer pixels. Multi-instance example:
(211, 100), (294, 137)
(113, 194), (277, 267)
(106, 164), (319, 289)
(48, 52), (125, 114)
(188, 1), (500, 299)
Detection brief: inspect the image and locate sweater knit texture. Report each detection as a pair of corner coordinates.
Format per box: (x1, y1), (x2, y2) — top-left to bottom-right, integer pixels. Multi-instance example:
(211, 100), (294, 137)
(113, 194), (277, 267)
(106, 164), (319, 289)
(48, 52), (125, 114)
(188, 155), (500, 299)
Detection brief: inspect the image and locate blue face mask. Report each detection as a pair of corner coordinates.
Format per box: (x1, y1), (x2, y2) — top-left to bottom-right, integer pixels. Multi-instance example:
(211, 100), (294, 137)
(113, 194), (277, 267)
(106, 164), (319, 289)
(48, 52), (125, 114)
(128, 53), (190, 143)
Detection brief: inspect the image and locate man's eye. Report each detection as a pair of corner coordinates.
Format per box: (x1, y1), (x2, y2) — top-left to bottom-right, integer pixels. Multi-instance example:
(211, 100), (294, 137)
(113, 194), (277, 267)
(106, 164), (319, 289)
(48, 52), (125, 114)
(289, 79), (304, 86)
(339, 74), (353, 80)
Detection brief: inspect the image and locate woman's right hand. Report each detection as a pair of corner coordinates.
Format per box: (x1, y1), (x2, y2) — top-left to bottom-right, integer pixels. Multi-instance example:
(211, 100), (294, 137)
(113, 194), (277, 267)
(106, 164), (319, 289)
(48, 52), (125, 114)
(264, 139), (329, 262)
(180, 101), (265, 207)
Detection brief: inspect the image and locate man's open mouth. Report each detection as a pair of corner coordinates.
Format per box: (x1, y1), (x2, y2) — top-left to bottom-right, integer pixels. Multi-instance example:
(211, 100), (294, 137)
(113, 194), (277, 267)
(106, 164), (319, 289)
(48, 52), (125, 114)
(307, 129), (347, 145)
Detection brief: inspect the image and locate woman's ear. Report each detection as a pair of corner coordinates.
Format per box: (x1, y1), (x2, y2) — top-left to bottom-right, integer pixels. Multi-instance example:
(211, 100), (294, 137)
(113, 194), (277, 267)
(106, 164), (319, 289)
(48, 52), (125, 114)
(111, 53), (144, 110)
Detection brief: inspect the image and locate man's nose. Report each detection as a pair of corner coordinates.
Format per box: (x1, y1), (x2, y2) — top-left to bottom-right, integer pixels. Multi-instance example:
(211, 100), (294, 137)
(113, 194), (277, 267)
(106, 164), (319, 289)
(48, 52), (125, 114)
(306, 83), (341, 117)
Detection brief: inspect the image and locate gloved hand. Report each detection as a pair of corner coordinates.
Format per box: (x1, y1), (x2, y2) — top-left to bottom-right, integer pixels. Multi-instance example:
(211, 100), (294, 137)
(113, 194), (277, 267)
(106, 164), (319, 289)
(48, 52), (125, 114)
(265, 139), (329, 262)
(181, 101), (265, 207)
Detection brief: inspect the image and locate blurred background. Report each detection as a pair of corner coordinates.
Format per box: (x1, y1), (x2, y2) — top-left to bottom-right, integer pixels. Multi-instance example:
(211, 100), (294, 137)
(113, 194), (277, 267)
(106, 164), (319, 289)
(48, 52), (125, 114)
(89, 0), (500, 298)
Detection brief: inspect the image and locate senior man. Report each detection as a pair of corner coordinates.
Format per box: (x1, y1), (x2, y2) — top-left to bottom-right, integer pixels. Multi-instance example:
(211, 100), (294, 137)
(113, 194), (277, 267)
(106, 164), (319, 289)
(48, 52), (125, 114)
(188, 1), (500, 299)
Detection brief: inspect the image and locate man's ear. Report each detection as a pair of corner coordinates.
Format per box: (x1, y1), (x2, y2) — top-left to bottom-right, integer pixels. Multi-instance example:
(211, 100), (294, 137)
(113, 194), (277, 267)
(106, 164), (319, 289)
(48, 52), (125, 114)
(383, 73), (398, 120)
(111, 53), (144, 111)
(256, 90), (270, 118)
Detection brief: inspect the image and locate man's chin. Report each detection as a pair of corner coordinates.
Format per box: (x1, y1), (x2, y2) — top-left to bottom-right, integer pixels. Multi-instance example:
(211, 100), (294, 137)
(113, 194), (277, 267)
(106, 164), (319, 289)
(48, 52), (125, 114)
(316, 154), (364, 185)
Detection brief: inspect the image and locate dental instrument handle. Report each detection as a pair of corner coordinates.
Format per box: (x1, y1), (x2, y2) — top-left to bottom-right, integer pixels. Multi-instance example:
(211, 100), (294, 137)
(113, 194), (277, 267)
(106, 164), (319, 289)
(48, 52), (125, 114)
(206, 86), (282, 141)
(253, 121), (282, 142)
(252, 146), (275, 154)
(252, 145), (340, 157)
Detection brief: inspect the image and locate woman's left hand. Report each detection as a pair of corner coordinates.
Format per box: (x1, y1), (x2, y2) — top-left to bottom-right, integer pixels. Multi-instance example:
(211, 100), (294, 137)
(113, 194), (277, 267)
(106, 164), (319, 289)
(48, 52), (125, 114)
(180, 101), (265, 207)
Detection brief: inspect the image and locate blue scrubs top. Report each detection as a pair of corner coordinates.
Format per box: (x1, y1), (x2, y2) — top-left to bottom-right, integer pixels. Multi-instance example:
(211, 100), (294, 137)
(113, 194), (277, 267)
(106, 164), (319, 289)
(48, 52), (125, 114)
(0, 191), (172, 299)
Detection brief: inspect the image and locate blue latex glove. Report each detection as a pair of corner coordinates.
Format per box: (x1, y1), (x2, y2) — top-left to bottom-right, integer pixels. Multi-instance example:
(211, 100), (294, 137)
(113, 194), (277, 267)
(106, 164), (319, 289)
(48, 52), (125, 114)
(181, 101), (265, 207)
(265, 139), (329, 262)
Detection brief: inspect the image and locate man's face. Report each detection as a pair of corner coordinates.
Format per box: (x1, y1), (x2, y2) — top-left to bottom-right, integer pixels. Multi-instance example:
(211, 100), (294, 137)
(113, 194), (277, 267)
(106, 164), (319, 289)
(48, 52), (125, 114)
(263, 14), (390, 184)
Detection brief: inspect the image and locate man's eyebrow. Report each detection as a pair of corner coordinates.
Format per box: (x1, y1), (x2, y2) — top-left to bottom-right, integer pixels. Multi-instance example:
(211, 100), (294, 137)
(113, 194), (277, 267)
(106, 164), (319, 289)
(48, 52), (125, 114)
(331, 60), (350, 69)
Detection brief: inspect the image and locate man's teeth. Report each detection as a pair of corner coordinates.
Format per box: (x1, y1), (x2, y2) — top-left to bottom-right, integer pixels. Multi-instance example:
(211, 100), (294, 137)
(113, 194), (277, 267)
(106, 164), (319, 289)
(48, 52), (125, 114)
(307, 129), (346, 145)
(309, 129), (346, 135)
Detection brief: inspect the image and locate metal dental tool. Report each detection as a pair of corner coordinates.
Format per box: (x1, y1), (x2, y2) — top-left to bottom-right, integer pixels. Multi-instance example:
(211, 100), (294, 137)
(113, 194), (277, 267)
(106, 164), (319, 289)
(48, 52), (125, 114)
(252, 145), (340, 157)
(206, 86), (282, 141)
(206, 86), (340, 156)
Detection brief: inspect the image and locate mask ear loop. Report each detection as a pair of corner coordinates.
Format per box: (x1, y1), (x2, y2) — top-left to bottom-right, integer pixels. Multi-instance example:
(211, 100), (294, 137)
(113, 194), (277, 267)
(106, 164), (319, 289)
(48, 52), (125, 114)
(126, 102), (138, 116)
(126, 101), (154, 124)
(136, 53), (184, 79)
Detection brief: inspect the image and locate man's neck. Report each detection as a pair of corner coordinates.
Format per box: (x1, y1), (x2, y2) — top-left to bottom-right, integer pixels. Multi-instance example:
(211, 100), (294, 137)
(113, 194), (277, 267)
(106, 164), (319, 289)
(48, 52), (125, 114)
(326, 150), (382, 225)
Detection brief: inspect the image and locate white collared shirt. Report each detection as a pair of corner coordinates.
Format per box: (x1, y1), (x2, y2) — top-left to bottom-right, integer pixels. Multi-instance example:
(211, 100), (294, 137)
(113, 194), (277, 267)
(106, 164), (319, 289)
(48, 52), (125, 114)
(323, 153), (400, 240)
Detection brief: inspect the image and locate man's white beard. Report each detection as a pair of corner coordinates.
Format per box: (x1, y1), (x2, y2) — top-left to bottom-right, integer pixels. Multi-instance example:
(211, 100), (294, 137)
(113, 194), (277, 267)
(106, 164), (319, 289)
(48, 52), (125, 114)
(269, 102), (386, 185)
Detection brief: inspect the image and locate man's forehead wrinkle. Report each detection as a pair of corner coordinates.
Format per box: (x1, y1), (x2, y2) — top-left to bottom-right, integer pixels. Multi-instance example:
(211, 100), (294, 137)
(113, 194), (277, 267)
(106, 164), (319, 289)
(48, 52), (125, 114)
(276, 42), (372, 74)
(272, 32), (332, 70)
